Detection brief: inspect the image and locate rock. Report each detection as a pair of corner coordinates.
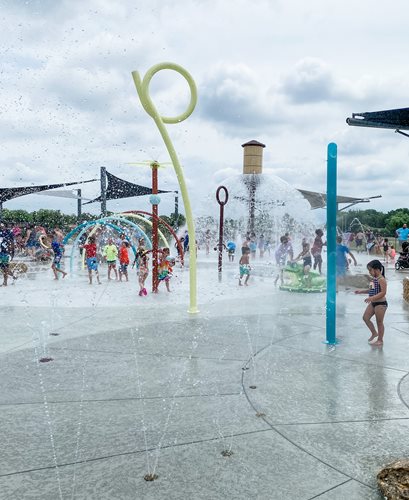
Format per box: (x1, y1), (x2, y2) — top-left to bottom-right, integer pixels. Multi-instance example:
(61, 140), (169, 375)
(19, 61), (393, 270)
(377, 459), (409, 499)
(338, 273), (371, 288)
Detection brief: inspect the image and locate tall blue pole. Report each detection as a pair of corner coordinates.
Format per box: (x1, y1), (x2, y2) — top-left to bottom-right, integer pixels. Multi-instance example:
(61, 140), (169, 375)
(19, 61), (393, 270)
(326, 143), (338, 345)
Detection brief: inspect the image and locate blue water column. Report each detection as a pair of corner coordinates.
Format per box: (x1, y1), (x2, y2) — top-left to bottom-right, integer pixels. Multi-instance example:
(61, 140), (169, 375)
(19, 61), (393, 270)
(326, 142), (339, 345)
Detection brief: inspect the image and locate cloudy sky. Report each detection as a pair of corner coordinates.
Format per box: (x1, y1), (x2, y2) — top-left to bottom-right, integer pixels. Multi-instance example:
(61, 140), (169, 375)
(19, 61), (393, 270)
(1, 0), (409, 218)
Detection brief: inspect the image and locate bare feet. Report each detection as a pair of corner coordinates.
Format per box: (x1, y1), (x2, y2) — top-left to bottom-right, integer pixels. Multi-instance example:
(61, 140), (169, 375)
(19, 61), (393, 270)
(62, 272), (67, 279)
(369, 339), (383, 346)
(368, 334), (378, 343)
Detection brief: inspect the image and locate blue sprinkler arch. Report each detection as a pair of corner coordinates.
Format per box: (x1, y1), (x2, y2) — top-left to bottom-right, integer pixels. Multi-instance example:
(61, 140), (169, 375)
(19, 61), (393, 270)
(63, 217), (152, 248)
(67, 218), (152, 275)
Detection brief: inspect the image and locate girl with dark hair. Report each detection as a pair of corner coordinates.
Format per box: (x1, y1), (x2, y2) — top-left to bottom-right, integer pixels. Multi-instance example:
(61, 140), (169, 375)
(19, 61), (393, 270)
(355, 259), (387, 346)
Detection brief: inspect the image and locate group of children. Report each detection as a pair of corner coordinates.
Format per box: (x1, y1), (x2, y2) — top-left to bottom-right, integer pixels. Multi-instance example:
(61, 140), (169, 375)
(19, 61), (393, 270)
(79, 235), (174, 295)
(237, 229), (389, 347)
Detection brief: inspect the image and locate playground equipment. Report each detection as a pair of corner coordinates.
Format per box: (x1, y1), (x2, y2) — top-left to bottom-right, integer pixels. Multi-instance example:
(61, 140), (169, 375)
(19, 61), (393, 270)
(122, 212), (183, 255)
(279, 263), (326, 293)
(64, 217), (154, 275)
(132, 62), (198, 313)
(63, 213), (182, 278)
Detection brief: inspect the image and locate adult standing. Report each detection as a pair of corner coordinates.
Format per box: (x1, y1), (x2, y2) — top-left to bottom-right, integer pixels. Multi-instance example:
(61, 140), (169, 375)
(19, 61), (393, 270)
(395, 223), (409, 250)
(336, 235), (357, 279)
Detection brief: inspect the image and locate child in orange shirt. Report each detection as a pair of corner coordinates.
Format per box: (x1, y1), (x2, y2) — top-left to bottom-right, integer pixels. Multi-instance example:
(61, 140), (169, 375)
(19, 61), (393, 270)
(158, 247), (173, 292)
(118, 241), (130, 282)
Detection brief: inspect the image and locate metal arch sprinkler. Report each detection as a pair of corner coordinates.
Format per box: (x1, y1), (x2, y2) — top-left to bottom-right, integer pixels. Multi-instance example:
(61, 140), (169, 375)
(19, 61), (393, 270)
(103, 214), (169, 249)
(132, 62), (198, 313)
(121, 210), (184, 266)
(81, 216), (170, 271)
(66, 217), (158, 274)
(63, 218), (153, 248)
(68, 220), (136, 275)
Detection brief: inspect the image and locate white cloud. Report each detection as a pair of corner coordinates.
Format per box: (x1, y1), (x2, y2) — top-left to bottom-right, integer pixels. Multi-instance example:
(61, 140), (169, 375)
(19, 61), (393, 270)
(1, 0), (409, 218)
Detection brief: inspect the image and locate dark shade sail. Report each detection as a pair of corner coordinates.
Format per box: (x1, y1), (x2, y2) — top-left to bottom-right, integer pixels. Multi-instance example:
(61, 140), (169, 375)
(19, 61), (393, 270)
(83, 171), (171, 205)
(297, 189), (381, 210)
(0, 179), (96, 204)
(346, 107), (409, 130)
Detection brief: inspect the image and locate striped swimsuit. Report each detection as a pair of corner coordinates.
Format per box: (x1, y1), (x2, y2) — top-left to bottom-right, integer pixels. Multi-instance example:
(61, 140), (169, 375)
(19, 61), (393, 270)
(369, 277), (388, 308)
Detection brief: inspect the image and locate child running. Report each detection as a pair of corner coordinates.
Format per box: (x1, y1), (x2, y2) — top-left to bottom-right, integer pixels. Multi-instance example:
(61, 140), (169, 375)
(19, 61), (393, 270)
(382, 238), (389, 264)
(51, 236), (67, 280)
(158, 247), (173, 292)
(274, 235), (293, 286)
(293, 239), (312, 287)
(118, 241), (130, 282)
(354, 259), (387, 346)
(103, 238), (118, 280)
(133, 241), (149, 296)
(80, 236), (101, 285)
(239, 247), (251, 286)
(311, 229), (326, 274)
(226, 241), (236, 262)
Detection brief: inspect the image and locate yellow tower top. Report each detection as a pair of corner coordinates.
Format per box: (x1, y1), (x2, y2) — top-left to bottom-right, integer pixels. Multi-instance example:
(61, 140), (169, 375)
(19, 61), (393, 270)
(241, 140), (266, 175)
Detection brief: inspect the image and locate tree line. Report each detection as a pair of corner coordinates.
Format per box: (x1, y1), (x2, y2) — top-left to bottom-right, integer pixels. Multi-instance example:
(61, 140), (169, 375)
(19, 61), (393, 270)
(338, 208), (409, 235)
(0, 208), (186, 243)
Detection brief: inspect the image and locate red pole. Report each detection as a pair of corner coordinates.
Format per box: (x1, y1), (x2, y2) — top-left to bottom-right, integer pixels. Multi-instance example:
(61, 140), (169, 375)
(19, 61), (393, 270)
(152, 163), (159, 293)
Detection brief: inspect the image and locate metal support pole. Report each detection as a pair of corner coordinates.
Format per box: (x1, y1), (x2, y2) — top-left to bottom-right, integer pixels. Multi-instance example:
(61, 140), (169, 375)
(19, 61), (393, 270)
(100, 167), (107, 217)
(174, 190), (179, 227)
(248, 179), (256, 234)
(326, 142), (339, 345)
(77, 189), (82, 221)
(216, 186), (229, 278)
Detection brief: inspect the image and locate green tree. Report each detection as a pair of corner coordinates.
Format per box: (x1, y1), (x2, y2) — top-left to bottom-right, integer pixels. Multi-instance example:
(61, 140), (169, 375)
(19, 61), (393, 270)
(385, 209), (409, 235)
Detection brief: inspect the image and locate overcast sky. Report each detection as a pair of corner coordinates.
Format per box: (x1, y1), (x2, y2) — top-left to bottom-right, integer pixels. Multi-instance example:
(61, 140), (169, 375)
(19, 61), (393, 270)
(1, 0), (409, 218)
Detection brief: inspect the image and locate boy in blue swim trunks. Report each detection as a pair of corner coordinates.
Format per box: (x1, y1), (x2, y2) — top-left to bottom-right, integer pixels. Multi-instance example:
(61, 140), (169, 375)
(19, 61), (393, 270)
(80, 236), (101, 285)
(239, 247), (251, 286)
(51, 237), (67, 280)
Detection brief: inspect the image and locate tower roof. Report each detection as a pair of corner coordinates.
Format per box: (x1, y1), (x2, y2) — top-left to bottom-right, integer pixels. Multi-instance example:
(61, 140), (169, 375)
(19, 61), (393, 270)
(241, 140), (266, 148)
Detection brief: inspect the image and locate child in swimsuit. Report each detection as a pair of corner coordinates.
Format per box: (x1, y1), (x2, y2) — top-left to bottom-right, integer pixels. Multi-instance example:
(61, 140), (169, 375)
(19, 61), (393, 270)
(239, 247), (251, 286)
(158, 248), (173, 292)
(293, 240), (312, 286)
(354, 259), (387, 346)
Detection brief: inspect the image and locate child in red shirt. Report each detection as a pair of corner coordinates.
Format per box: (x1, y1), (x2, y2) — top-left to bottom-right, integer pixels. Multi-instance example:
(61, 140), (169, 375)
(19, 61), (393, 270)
(80, 236), (101, 285)
(118, 241), (130, 282)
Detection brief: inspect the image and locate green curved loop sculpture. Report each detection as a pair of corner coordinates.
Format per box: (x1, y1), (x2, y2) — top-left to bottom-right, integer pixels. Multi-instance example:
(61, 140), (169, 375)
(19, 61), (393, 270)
(132, 62), (198, 313)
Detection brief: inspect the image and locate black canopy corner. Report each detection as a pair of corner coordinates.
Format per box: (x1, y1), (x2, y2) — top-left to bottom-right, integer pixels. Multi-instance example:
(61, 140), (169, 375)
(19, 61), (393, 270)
(0, 179), (96, 204)
(297, 189), (381, 211)
(83, 171), (171, 205)
(346, 107), (409, 131)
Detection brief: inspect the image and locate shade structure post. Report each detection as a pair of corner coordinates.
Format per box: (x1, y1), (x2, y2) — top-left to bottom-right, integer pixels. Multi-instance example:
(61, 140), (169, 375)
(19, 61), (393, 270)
(174, 190), (179, 228)
(100, 167), (107, 217)
(326, 143), (339, 345)
(77, 189), (82, 221)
